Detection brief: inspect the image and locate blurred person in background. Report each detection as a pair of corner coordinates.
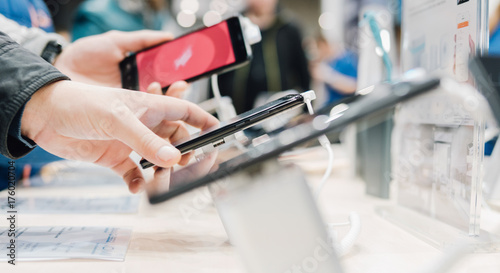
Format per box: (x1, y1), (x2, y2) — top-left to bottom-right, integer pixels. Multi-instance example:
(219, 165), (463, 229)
(72, 0), (167, 41)
(216, 0), (310, 114)
(0, 0), (54, 32)
(490, 4), (500, 56)
(43, 0), (85, 40)
(0, 0), (191, 187)
(310, 34), (358, 106)
(0, 0), (68, 184)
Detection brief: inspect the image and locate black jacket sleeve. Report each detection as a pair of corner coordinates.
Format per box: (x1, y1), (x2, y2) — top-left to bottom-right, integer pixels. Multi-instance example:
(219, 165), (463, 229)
(0, 31), (69, 159)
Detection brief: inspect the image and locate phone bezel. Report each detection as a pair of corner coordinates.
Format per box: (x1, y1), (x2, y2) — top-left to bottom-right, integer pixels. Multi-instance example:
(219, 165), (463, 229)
(120, 16), (251, 91)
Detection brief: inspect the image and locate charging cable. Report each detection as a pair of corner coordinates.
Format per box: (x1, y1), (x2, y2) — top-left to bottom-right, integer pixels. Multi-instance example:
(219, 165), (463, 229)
(301, 91), (334, 200)
(302, 92), (361, 257)
(211, 74), (235, 122)
(327, 212), (361, 257)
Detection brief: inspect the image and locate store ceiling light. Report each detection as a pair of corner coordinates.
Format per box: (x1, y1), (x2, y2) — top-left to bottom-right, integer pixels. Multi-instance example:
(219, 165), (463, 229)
(180, 0), (199, 13)
(210, 0), (228, 14)
(318, 12), (335, 30)
(177, 10), (196, 28)
(203, 10), (222, 26)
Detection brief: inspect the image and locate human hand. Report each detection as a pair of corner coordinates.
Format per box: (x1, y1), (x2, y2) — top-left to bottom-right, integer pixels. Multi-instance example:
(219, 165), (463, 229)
(146, 81), (189, 99)
(21, 80), (219, 193)
(54, 30), (172, 88)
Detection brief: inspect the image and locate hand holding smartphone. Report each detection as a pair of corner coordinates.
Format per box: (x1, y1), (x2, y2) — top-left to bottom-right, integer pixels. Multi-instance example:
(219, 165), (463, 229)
(120, 16), (252, 92)
(140, 93), (309, 169)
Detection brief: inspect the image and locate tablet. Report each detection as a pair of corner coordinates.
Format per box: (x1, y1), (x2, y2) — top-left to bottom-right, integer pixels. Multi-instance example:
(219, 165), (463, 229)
(146, 78), (441, 204)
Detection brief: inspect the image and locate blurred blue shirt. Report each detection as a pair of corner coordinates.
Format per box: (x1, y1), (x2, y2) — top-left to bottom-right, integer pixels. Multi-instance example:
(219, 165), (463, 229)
(72, 0), (164, 41)
(325, 50), (358, 104)
(0, 0), (54, 32)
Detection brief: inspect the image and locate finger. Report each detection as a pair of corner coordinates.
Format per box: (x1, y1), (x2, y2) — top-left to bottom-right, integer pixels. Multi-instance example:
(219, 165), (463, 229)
(178, 150), (194, 166)
(112, 113), (182, 168)
(110, 156), (146, 194)
(165, 81), (188, 98)
(146, 96), (219, 131)
(154, 120), (192, 164)
(107, 30), (173, 54)
(154, 120), (190, 145)
(146, 82), (163, 95)
(147, 167), (172, 195)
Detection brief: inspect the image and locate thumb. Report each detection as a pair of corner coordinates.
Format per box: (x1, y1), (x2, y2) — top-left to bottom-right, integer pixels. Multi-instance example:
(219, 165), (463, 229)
(113, 116), (182, 168)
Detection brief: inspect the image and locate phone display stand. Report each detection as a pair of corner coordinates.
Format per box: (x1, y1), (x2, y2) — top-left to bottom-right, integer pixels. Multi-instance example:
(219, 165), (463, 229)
(385, 0), (494, 251)
(379, 79), (500, 252)
(207, 160), (343, 273)
(355, 5), (397, 199)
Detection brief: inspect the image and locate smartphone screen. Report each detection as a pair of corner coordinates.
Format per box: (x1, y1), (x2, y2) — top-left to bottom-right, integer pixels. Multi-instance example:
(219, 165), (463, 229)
(136, 20), (236, 91)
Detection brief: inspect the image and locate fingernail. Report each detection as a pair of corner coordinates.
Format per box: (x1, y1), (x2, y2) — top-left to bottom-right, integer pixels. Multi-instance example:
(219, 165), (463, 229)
(156, 145), (179, 162)
(172, 81), (188, 89)
(131, 177), (144, 185)
(130, 177), (145, 193)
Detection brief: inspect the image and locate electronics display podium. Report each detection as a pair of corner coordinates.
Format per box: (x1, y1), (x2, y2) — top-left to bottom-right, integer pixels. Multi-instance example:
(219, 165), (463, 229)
(386, 0), (491, 249)
(146, 78), (441, 204)
(383, 79), (500, 251)
(144, 78), (442, 272)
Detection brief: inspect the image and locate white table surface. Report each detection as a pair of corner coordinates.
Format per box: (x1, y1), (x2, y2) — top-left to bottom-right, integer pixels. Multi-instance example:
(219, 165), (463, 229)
(1, 145), (500, 273)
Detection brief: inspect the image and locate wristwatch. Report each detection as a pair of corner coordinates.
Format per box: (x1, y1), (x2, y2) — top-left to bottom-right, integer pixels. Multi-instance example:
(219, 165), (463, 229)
(41, 40), (63, 64)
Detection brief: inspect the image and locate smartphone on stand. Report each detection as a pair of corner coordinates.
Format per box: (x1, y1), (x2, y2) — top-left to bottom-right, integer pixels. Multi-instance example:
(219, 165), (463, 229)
(139, 93), (310, 169)
(120, 16), (252, 92)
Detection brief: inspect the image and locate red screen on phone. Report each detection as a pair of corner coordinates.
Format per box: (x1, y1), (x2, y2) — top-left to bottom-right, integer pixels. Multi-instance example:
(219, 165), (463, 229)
(136, 21), (236, 91)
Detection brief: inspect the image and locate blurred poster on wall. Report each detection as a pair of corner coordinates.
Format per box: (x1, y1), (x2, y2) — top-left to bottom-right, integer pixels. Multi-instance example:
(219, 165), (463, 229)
(401, 0), (485, 82)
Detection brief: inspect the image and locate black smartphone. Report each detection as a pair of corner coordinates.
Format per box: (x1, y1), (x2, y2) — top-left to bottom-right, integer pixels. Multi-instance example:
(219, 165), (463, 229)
(120, 16), (252, 92)
(140, 93), (307, 169)
(146, 78), (442, 204)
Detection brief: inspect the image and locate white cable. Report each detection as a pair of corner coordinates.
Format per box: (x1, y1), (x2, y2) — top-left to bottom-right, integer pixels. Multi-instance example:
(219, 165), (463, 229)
(301, 92), (335, 199)
(335, 212), (361, 256)
(211, 74), (222, 104)
(303, 95), (361, 257)
(315, 138), (334, 199)
(211, 74), (226, 121)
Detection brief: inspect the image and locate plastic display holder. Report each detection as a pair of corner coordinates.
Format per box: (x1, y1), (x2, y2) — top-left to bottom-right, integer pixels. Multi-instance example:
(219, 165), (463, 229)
(208, 160), (343, 273)
(355, 5), (397, 199)
(378, 79), (500, 252)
